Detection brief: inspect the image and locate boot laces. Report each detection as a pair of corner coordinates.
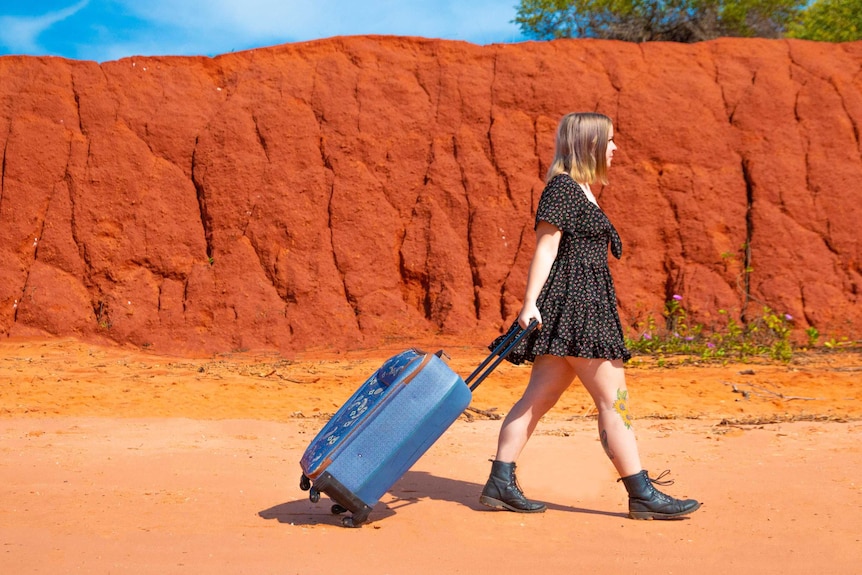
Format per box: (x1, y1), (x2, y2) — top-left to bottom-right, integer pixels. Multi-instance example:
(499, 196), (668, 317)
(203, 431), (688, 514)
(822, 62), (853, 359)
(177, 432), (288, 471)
(649, 469), (675, 487)
(616, 469), (675, 486)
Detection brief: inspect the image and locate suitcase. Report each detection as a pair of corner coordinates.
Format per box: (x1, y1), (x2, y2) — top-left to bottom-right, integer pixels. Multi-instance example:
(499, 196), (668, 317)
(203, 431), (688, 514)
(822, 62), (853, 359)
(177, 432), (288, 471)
(298, 322), (536, 527)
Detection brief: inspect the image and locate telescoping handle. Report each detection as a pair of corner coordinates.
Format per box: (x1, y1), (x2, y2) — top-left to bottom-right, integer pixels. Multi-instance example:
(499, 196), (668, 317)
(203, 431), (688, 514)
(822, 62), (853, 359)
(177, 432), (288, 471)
(465, 320), (539, 392)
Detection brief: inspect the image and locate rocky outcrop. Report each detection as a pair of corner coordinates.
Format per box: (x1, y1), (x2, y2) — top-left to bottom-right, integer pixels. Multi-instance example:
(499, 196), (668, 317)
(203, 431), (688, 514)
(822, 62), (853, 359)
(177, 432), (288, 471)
(0, 36), (859, 354)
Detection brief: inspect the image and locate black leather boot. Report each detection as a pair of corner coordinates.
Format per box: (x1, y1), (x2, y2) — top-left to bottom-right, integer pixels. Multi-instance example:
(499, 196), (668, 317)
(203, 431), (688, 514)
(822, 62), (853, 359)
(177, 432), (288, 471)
(479, 460), (546, 513)
(619, 469), (701, 520)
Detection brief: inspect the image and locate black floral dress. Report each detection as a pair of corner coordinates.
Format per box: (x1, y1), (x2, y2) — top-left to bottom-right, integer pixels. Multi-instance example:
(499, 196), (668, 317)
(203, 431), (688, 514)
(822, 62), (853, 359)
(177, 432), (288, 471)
(493, 173), (631, 364)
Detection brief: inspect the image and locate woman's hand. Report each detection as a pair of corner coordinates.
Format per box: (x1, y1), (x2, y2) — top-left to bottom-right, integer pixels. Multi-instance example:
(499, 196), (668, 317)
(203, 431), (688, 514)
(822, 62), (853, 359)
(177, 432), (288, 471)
(518, 303), (542, 330)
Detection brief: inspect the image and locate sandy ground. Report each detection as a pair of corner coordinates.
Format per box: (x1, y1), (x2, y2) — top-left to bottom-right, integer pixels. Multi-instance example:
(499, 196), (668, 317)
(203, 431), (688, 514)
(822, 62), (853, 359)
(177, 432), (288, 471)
(1, 337), (860, 574)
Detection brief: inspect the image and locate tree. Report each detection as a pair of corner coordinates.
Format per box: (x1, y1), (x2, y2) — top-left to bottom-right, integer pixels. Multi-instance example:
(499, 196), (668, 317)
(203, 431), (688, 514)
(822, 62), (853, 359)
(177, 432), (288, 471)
(787, 0), (862, 42)
(514, 0), (806, 42)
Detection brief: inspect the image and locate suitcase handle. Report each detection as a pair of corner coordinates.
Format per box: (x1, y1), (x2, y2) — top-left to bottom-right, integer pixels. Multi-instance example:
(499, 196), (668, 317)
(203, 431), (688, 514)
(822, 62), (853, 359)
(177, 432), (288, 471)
(465, 320), (539, 392)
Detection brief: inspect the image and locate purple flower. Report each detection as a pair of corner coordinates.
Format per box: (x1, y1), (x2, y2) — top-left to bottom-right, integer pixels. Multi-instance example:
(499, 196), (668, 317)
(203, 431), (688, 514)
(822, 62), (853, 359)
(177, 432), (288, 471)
(672, 294), (683, 301)
(707, 342), (715, 348)
(684, 336), (694, 341)
(784, 314), (793, 321)
(642, 333), (652, 340)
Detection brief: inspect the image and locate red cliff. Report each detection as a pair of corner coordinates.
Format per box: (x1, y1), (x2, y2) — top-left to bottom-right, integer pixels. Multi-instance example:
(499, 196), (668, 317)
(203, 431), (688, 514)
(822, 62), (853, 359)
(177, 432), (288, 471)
(1, 36), (859, 354)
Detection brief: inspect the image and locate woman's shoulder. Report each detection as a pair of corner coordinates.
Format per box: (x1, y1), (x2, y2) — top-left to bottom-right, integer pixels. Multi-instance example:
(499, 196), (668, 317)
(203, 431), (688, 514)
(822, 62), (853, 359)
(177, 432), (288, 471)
(537, 173), (585, 228)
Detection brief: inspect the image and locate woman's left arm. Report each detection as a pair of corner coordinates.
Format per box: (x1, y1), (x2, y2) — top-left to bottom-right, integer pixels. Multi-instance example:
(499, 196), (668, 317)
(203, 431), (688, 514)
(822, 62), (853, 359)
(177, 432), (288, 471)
(517, 221), (562, 329)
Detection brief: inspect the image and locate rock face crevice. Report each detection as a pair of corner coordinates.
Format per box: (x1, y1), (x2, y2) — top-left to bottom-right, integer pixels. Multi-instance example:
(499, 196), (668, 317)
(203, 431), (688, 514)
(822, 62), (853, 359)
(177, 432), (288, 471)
(0, 36), (859, 354)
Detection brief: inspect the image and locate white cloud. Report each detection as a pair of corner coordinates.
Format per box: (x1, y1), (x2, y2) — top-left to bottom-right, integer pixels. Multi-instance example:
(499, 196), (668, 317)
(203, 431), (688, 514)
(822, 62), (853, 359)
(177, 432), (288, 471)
(0, 0), (89, 53)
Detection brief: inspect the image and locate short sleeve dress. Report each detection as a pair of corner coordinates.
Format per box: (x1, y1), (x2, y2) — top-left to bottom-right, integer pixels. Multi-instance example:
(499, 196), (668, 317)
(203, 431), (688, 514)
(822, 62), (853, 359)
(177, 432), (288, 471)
(492, 173), (632, 364)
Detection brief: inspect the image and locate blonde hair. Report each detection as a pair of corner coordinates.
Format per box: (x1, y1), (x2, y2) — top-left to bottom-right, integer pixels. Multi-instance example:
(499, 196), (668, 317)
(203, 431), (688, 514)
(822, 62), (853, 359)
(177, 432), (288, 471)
(546, 112), (612, 185)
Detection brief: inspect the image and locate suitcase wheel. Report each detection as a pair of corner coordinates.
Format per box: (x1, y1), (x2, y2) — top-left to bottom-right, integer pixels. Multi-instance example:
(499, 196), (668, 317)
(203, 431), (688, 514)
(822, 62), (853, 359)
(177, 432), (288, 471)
(342, 517), (359, 528)
(331, 504), (346, 515)
(309, 487), (320, 504)
(299, 474), (311, 491)
(342, 509), (369, 528)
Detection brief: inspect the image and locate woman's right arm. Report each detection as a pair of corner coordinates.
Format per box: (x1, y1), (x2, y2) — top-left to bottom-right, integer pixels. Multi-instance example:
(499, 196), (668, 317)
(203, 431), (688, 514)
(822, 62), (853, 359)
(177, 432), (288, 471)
(517, 221), (562, 329)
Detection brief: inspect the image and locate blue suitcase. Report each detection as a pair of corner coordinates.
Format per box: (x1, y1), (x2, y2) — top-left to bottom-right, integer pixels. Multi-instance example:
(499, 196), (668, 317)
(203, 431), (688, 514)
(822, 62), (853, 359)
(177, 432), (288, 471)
(299, 323), (536, 527)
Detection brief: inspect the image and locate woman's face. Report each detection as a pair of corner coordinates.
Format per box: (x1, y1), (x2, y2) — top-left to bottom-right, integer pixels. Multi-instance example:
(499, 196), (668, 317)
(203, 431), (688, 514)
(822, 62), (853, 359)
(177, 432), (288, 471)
(606, 125), (617, 168)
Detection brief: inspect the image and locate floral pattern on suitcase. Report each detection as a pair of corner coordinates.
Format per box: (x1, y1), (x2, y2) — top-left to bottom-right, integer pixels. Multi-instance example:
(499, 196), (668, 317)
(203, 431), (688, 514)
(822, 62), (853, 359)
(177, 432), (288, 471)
(300, 349), (424, 476)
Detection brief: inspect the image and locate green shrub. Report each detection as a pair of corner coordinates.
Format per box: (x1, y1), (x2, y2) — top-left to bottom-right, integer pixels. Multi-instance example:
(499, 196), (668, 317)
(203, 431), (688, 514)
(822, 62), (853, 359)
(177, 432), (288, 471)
(626, 296), (795, 362)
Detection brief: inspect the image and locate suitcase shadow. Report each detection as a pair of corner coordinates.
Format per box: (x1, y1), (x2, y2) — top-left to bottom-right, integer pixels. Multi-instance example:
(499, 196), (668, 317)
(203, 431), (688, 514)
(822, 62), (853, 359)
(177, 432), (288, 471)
(259, 470), (626, 526)
(258, 499), (398, 526)
(256, 497), (438, 527)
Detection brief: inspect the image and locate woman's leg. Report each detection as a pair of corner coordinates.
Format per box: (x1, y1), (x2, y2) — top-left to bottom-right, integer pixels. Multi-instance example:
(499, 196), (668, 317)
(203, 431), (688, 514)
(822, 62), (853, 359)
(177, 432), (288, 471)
(568, 357), (700, 519)
(494, 354), (576, 462)
(480, 354), (575, 513)
(566, 357), (641, 476)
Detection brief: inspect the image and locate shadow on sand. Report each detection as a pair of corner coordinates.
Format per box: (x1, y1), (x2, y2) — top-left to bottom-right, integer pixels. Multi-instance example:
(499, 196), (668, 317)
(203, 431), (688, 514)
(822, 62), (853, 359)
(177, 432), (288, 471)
(259, 469), (628, 527)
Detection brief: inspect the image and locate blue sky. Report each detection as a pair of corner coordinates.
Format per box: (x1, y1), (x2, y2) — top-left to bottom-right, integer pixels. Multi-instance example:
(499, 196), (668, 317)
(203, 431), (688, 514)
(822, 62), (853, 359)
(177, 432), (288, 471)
(0, 1), (527, 63)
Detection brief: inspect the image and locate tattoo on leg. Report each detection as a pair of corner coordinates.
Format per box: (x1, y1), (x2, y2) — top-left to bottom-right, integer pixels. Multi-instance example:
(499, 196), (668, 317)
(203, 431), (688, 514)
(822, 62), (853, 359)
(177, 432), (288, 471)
(600, 429), (615, 460)
(613, 389), (634, 429)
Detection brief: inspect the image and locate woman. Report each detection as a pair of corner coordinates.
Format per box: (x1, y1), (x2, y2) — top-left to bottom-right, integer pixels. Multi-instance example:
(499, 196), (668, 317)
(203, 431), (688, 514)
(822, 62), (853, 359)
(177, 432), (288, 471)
(480, 112), (700, 520)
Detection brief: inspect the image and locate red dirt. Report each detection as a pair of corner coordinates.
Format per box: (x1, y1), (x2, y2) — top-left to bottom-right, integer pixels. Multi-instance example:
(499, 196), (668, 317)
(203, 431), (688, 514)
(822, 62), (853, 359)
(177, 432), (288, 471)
(1, 337), (860, 574)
